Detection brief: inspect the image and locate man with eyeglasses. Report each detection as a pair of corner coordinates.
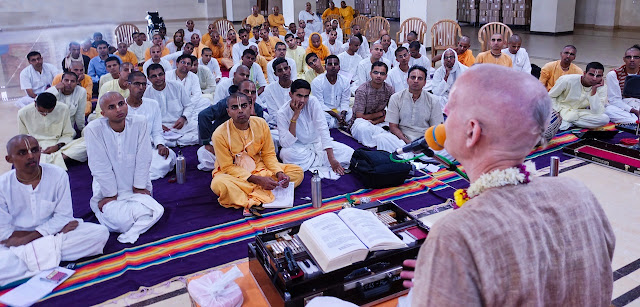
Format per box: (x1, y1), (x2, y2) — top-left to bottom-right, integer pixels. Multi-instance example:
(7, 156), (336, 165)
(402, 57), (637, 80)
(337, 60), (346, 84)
(605, 45), (640, 124)
(45, 71), (87, 131)
(354, 43), (392, 92)
(431, 48), (468, 110)
(549, 62), (609, 130)
(475, 33), (512, 67)
(350, 61), (400, 152)
(197, 80), (265, 171)
(144, 64), (198, 146)
(267, 42), (297, 83)
(166, 55), (211, 117)
(123, 71), (176, 180)
(311, 55), (352, 128)
(17, 92), (87, 170)
(210, 91), (303, 217)
(540, 45), (583, 91)
(386, 47), (411, 92)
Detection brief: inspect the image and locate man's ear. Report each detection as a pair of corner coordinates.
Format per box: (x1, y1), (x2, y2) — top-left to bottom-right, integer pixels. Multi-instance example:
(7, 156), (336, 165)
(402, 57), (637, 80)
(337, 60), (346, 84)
(465, 119), (482, 148)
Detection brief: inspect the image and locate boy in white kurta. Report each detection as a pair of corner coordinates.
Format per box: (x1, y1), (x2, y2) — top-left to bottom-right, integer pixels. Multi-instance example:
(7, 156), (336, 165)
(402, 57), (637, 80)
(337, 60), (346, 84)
(17, 92), (87, 170)
(166, 55), (212, 119)
(311, 55), (352, 128)
(85, 92), (164, 244)
(45, 71), (87, 130)
(277, 80), (354, 175)
(502, 34), (532, 74)
(0, 135), (108, 286)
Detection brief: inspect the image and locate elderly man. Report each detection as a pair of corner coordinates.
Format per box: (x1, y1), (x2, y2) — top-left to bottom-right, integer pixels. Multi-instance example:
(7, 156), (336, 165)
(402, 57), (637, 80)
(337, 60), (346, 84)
(16, 51), (58, 108)
(350, 61), (399, 152)
(502, 34), (531, 74)
(115, 42), (138, 68)
(197, 80), (264, 171)
(233, 29), (258, 65)
(129, 32), (152, 65)
(229, 49), (268, 95)
(550, 62), (609, 130)
(247, 5), (265, 28)
(606, 45), (640, 123)
(85, 92), (164, 244)
(214, 65), (251, 104)
(45, 71), (87, 130)
(144, 64), (198, 146)
(268, 6), (287, 36)
(304, 52), (326, 83)
(62, 42), (91, 72)
(98, 56), (121, 90)
(267, 43), (298, 83)
(277, 79), (354, 175)
(210, 92), (303, 217)
(354, 43), (392, 90)
(144, 34), (170, 61)
(126, 72), (176, 179)
(475, 34), (512, 67)
(386, 46), (410, 92)
(432, 35), (475, 67)
(81, 39), (98, 59)
(405, 64), (614, 306)
(311, 55), (352, 128)
(52, 61), (92, 115)
(540, 45), (583, 91)
(17, 93), (87, 170)
(0, 135), (108, 286)
(184, 19), (202, 43)
(337, 36), (363, 80)
(143, 45), (172, 76)
(299, 2), (322, 33)
(431, 48), (468, 109)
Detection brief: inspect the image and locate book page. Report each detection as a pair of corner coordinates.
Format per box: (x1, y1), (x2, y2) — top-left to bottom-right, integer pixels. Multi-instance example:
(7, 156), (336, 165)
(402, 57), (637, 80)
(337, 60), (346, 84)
(338, 208), (407, 251)
(300, 213), (368, 260)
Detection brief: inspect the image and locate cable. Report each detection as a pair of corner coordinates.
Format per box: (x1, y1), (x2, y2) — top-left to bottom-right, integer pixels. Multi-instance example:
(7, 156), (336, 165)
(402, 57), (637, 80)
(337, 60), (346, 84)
(389, 153), (426, 163)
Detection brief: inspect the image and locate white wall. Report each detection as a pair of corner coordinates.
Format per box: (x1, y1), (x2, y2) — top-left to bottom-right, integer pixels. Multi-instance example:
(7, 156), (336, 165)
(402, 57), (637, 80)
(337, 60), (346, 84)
(618, 0), (640, 27)
(532, 0), (576, 33)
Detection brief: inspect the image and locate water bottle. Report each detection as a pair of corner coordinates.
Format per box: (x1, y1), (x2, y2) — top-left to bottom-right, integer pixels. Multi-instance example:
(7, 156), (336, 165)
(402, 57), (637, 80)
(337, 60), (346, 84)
(176, 150), (186, 184)
(311, 170), (322, 208)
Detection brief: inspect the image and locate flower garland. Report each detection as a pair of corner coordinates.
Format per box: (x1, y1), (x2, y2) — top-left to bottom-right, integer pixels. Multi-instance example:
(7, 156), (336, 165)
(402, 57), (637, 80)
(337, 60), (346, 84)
(453, 161), (535, 208)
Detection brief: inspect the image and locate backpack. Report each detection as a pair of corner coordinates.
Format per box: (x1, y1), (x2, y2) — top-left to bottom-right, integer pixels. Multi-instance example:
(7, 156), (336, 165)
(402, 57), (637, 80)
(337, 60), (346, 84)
(349, 148), (412, 189)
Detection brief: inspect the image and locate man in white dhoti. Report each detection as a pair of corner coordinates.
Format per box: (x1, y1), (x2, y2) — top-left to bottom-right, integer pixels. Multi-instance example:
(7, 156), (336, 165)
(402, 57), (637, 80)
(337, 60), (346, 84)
(605, 45), (640, 124)
(261, 58), (293, 126)
(142, 45), (172, 77)
(198, 80), (265, 171)
(354, 43), (392, 90)
(16, 51), (59, 108)
(550, 62), (610, 130)
(45, 71), (87, 130)
(337, 36), (363, 81)
(267, 42), (298, 83)
(85, 92), (164, 244)
(387, 47), (410, 92)
(502, 34), (532, 74)
(233, 29), (259, 65)
(229, 49), (268, 95)
(0, 135), (108, 286)
(199, 48), (222, 83)
(350, 61), (400, 152)
(431, 48), (468, 110)
(166, 54), (211, 118)
(144, 64), (199, 146)
(277, 80), (354, 175)
(126, 72), (176, 179)
(214, 65), (251, 104)
(311, 55), (352, 128)
(17, 93), (87, 171)
(299, 2), (322, 34)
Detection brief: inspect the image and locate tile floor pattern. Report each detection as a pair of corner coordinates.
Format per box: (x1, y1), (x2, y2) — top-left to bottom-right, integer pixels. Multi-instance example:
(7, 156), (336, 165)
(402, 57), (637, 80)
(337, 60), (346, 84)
(0, 20), (639, 306)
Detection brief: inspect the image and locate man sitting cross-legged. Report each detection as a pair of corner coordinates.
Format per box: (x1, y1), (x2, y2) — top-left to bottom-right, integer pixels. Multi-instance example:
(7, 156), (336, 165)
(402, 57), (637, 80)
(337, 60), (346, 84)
(15, 51), (59, 108)
(144, 64), (198, 146)
(45, 71), (87, 131)
(311, 55), (352, 128)
(0, 135), (108, 286)
(475, 34), (512, 67)
(549, 62), (609, 130)
(350, 61), (400, 152)
(605, 45), (640, 124)
(210, 92), (303, 217)
(431, 48), (468, 110)
(267, 42), (298, 83)
(540, 45), (583, 91)
(277, 79), (354, 175)
(85, 92), (164, 244)
(18, 92), (87, 171)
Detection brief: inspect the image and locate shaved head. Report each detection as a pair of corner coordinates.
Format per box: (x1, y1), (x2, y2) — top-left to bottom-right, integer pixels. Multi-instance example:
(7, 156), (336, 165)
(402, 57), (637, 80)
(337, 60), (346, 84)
(458, 35), (470, 44)
(508, 34), (522, 44)
(6, 134), (37, 154)
(99, 91), (124, 110)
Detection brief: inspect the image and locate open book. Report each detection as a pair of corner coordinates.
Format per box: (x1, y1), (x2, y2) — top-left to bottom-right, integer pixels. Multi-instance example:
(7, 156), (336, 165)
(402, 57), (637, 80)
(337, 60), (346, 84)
(297, 208), (407, 273)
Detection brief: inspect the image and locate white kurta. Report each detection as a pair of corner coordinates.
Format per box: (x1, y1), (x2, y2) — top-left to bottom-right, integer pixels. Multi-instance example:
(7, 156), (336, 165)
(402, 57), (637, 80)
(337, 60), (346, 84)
(142, 58), (172, 76)
(199, 58), (222, 82)
(16, 63), (59, 108)
(549, 74), (610, 129)
(325, 40), (343, 56)
(381, 46), (398, 68)
(232, 42), (259, 65)
(386, 66), (408, 92)
(229, 62), (268, 88)
(605, 70), (640, 123)
(213, 77), (234, 104)
(502, 47), (532, 74)
(337, 51), (363, 80)
(276, 96), (354, 172)
(46, 86), (87, 130)
(143, 81), (198, 146)
(130, 41), (152, 63)
(267, 57), (298, 83)
(431, 49), (468, 110)
(260, 82), (291, 126)
(299, 11), (323, 33)
(17, 103), (87, 170)
(0, 164), (109, 286)
(166, 69), (210, 119)
(197, 65), (217, 100)
(127, 98), (177, 180)
(311, 73), (353, 128)
(85, 116), (164, 244)
(342, 41), (371, 60)
(184, 29), (202, 42)
(350, 118), (404, 153)
(354, 57), (392, 89)
(409, 55), (433, 73)
(402, 42), (428, 59)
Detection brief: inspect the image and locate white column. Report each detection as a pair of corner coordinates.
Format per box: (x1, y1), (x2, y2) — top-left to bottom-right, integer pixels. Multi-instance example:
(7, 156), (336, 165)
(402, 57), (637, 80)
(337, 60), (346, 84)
(399, 0), (456, 48)
(531, 0), (576, 33)
(226, 0), (252, 21)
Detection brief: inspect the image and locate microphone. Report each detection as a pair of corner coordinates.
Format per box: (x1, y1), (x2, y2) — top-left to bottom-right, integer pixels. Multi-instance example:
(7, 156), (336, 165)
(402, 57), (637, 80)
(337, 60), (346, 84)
(395, 124), (446, 155)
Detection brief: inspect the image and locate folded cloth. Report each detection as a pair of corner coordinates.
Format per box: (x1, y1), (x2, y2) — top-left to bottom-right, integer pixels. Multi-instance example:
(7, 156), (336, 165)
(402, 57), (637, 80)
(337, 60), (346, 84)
(188, 265), (244, 307)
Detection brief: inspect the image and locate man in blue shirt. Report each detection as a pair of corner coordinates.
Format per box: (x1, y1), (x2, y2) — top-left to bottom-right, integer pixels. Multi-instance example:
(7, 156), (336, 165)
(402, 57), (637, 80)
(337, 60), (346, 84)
(88, 40), (120, 94)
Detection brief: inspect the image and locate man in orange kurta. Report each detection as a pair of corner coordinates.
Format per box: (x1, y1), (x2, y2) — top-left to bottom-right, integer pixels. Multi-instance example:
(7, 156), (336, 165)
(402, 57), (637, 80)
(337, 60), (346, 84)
(246, 6), (265, 28)
(52, 61), (93, 115)
(540, 45), (583, 91)
(475, 34), (512, 67)
(322, 1), (340, 20)
(258, 28), (280, 61)
(144, 34), (170, 61)
(115, 42), (138, 66)
(210, 92), (303, 216)
(268, 6), (287, 36)
(339, 1), (355, 35)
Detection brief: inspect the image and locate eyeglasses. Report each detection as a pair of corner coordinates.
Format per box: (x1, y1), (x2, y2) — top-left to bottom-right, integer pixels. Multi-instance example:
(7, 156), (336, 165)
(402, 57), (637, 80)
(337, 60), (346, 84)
(625, 55), (640, 60)
(371, 71), (386, 75)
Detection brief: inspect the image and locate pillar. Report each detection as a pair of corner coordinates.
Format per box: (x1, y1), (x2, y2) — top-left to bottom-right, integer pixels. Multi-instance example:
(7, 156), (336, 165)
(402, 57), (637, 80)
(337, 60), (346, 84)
(531, 0), (576, 33)
(399, 0), (456, 48)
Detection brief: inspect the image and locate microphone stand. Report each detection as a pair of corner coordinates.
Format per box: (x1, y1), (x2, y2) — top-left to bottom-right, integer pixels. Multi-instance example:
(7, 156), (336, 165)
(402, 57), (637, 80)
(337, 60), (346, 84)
(390, 145), (470, 182)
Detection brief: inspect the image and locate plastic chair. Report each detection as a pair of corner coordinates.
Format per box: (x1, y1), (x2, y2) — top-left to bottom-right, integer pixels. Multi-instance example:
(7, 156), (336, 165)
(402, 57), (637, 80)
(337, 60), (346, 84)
(350, 15), (369, 32)
(396, 17), (427, 46)
(431, 19), (462, 67)
(478, 22), (513, 52)
(114, 23), (140, 45)
(365, 16), (390, 43)
(213, 18), (235, 42)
